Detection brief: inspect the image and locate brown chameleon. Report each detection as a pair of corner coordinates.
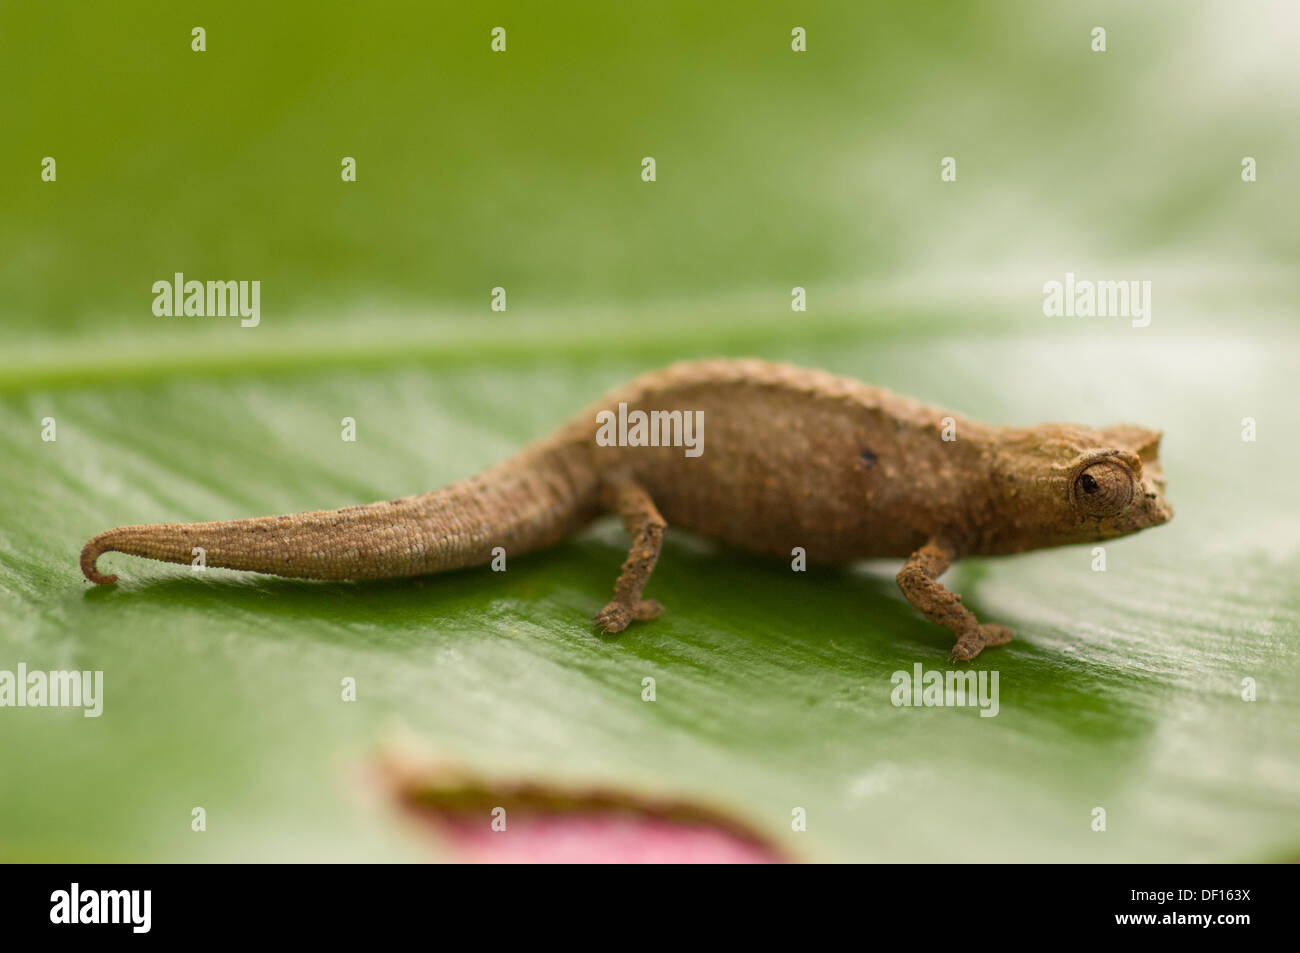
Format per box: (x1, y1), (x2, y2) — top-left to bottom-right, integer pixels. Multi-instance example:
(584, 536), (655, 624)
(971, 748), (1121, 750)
(81, 359), (1173, 660)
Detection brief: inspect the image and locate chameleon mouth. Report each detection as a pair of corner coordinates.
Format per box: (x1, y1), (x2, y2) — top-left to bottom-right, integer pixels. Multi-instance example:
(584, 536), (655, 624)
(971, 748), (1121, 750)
(1144, 491), (1174, 525)
(1142, 467), (1172, 524)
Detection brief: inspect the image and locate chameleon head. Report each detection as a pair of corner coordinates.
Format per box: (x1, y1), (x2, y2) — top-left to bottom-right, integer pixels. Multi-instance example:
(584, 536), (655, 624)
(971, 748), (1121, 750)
(985, 423), (1173, 553)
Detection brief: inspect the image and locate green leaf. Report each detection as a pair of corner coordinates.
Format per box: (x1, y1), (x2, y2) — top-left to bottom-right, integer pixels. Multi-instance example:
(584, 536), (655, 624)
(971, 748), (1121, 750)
(2, 1), (1297, 862)
(4, 330), (1298, 861)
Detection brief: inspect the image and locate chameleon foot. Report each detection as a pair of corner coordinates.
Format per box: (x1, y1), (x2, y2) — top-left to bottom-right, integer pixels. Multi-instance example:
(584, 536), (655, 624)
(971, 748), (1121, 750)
(594, 599), (663, 634)
(949, 624), (1014, 662)
(980, 623), (1014, 647)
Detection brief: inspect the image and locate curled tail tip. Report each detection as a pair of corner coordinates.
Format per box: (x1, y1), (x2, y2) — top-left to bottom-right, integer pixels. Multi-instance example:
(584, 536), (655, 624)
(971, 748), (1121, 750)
(80, 534), (120, 585)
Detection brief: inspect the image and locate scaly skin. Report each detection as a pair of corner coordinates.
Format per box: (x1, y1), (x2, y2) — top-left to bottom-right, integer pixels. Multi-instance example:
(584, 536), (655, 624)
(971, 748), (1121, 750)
(81, 358), (1174, 660)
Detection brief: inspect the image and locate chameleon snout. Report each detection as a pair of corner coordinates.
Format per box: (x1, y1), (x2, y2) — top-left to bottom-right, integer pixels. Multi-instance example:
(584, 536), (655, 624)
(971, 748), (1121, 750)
(1149, 493), (1174, 525)
(1141, 473), (1174, 526)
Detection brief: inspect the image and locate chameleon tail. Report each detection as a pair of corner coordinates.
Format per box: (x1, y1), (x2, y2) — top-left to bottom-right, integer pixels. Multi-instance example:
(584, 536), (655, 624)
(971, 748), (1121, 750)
(80, 439), (601, 584)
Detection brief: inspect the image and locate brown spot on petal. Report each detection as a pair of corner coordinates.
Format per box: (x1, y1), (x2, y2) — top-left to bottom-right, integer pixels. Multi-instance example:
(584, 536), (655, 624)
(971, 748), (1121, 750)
(371, 745), (793, 864)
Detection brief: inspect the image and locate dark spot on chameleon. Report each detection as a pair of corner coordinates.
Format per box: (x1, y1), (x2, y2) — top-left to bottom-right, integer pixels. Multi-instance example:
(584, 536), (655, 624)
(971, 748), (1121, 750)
(860, 449), (877, 467)
(1080, 473), (1099, 494)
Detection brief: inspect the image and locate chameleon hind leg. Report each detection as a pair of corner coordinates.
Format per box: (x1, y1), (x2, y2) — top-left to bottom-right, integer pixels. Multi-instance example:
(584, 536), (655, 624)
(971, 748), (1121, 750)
(896, 539), (1014, 661)
(593, 476), (666, 634)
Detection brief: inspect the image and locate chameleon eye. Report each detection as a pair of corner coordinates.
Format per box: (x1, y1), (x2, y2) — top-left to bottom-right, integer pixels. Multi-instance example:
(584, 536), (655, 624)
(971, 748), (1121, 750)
(1073, 461), (1133, 517)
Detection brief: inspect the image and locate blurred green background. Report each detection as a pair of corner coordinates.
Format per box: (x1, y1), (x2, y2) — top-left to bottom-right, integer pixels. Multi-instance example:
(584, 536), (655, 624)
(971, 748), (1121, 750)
(1, 1), (1297, 861)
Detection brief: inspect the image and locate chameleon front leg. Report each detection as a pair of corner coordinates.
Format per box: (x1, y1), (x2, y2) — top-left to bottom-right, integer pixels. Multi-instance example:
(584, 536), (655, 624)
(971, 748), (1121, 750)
(593, 476), (666, 634)
(896, 539), (1013, 661)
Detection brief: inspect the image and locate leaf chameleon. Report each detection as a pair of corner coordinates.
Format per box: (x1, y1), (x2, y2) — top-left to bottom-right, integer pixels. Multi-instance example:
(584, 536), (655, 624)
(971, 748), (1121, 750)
(82, 359), (1173, 659)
